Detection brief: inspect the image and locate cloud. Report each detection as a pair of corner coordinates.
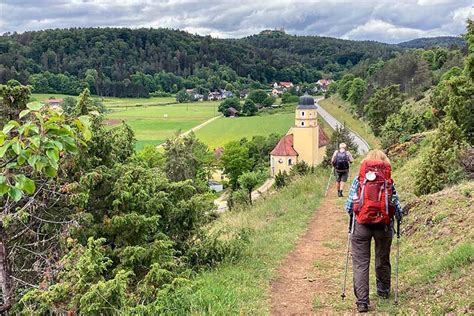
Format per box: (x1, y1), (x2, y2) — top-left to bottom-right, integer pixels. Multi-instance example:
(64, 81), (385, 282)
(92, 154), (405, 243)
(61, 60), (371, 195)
(0, 0), (472, 43)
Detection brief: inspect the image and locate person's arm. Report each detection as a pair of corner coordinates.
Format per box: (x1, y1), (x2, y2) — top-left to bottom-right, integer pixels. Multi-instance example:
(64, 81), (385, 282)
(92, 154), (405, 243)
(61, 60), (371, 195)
(344, 177), (359, 214)
(347, 151), (355, 163)
(331, 151), (337, 164)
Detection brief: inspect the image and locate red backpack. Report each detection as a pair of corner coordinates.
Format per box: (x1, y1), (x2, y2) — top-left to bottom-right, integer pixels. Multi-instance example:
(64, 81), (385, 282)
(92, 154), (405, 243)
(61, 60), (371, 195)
(353, 160), (395, 225)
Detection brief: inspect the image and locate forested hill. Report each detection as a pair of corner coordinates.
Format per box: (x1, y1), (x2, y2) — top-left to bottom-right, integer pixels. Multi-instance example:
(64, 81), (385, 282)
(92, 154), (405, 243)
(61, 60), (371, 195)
(397, 36), (466, 49)
(0, 27), (401, 96)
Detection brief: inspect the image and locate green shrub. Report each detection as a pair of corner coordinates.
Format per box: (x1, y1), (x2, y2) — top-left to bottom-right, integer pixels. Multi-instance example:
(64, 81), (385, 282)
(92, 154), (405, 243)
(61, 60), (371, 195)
(186, 229), (250, 268)
(414, 117), (467, 195)
(275, 171), (289, 188)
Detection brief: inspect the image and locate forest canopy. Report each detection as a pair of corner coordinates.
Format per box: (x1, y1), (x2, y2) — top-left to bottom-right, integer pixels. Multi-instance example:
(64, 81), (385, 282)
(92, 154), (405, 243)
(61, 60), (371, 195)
(0, 28), (402, 97)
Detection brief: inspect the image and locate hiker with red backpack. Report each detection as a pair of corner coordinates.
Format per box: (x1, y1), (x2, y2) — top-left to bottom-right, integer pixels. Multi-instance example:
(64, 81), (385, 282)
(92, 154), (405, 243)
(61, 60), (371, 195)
(343, 150), (403, 313)
(331, 143), (354, 197)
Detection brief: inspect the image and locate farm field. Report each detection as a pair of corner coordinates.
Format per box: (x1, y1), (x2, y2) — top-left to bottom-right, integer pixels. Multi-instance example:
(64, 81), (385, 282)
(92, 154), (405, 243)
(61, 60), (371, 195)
(106, 101), (219, 149)
(31, 93), (176, 109)
(195, 112), (295, 149)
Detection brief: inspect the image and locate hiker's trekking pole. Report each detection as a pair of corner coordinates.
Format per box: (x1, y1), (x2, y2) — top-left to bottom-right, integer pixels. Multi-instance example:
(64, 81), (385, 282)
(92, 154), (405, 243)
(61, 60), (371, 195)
(394, 217), (401, 305)
(324, 167), (334, 197)
(341, 213), (354, 300)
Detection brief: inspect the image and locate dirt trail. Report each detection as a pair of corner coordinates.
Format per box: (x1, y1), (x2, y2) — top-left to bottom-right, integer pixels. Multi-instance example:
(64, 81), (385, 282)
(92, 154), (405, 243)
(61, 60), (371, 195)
(270, 184), (356, 314)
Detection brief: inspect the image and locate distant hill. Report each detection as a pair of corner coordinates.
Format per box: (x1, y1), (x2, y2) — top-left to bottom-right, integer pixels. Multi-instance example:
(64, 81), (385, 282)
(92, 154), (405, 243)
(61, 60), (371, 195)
(0, 28), (401, 91)
(397, 36), (466, 49)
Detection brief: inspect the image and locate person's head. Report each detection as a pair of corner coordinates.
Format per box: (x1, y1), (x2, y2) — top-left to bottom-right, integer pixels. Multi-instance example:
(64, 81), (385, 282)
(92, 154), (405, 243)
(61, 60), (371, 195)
(363, 149), (390, 164)
(339, 143), (347, 151)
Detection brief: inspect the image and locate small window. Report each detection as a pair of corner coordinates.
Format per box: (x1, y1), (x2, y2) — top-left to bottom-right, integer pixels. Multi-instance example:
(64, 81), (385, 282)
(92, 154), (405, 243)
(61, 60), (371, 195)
(301, 121), (305, 126)
(301, 111), (305, 117)
(288, 158), (292, 165)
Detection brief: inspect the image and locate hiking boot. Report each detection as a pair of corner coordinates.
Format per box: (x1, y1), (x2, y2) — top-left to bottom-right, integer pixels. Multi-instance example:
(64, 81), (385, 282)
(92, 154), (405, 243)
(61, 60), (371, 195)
(377, 292), (389, 299)
(340, 190), (344, 197)
(337, 190), (342, 197)
(356, 303), (369, 313)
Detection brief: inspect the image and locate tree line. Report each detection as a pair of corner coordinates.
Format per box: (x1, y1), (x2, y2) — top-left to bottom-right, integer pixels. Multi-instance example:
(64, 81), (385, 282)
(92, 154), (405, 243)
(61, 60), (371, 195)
(0, 28), (403, 97)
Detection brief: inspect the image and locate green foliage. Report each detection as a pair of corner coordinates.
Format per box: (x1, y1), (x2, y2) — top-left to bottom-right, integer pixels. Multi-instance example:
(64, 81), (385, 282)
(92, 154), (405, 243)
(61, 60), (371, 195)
(347, 77), (366, 115)
(176, 90), (190, 103)
(247, 90), (269, 105)
(275, 171), (289, 188)
(380, 106), (427, 148)
(337, 74), (355, 100)
(364, 84), (403, 135)
(241, 98), (257, 116)
(289, 161), (311, 177)
(238, 171), (262, 205)
(262, 95), (276, 107)
(414, 117), (467, 195)
(0, 80), (32, 125)
(187, 229), (250, 267)
(465, 19), (474, 82)
(163, 132), (214, 183)
(0, 100), (91, 201)
(282, 92), (299, 104)
(221, 141), (252, 189)
(218, 97), (241, 116)
(131, 145), (165, 168)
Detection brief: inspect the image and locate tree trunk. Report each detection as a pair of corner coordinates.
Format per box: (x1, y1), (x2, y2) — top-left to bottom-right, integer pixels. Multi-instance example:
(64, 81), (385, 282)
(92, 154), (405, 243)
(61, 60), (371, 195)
(0, 228), (13, 313)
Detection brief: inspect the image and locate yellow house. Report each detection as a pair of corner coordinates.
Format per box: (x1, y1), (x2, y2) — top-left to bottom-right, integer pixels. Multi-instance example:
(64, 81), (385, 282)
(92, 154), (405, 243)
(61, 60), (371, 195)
(270, 95), (330, 176)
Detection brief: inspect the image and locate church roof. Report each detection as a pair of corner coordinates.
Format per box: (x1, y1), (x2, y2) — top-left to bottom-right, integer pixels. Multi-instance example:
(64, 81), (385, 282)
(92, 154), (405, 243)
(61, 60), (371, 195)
(296, 95), (317, 110)
(270, 134), (298, 156)
(270, 126), (330, 157)
(318, 125), (330, 147)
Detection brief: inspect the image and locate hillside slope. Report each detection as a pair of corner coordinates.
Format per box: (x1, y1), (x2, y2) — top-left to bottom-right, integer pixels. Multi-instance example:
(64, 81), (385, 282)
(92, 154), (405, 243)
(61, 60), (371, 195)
(397, 36), (466, 49)
(0, 28), (401, 84)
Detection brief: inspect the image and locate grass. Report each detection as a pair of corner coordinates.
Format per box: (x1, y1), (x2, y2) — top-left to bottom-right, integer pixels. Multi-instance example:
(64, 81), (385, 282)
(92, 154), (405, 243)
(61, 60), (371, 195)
(195, 112), (295, 149)
(31, 93), (176, 109)
(170, 170), (328, 314)
(319, 96), (379, 149)
(106, 101), (219, 149)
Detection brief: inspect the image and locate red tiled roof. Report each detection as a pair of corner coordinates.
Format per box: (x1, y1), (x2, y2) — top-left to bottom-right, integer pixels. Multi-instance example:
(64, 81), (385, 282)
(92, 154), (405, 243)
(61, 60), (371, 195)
(318, 125), (330, 147)
(271, 134), (298, 156)
(279, 81), (293, 87)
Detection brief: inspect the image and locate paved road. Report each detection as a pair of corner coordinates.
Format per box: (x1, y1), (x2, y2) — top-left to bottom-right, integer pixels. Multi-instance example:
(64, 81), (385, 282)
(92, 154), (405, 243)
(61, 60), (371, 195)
(314, 97), (370, 154)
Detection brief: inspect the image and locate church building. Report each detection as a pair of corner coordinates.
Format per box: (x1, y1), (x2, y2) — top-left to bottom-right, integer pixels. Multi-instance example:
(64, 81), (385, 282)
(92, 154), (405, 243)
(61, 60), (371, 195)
(270, 95), (330, 176)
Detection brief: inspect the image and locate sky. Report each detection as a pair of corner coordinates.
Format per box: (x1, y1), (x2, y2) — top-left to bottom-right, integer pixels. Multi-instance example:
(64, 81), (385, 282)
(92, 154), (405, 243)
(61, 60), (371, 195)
(0, 0), (473, 43)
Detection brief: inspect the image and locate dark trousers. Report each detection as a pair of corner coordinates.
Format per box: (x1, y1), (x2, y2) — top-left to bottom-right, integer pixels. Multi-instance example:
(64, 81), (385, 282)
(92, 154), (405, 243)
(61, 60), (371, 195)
(351, 221), (393, 304)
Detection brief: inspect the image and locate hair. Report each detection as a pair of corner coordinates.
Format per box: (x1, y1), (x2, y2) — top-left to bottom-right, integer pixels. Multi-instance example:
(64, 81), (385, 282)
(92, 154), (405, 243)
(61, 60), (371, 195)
(339, 143), (347, 149)
(363, 149), (390, 164)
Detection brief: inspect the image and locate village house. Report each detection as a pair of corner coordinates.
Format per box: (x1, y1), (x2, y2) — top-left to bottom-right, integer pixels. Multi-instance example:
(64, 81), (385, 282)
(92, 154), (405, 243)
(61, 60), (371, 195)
(208, 91), (222, 101)
(272, 81), (295, 95)
(221, 90), (233, 99)
(270, 95), (330, 176)
(227, 107), (239, 117)
(315, 79), (334, 92)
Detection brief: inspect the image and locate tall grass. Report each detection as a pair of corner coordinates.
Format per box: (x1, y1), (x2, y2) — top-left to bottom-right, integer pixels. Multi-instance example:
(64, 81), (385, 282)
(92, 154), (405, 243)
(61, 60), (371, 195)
(159, 169), (329, 314)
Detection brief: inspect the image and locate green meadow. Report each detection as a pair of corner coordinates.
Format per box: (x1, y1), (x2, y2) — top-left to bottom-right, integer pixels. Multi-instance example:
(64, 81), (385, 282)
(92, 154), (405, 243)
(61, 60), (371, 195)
(31, 93), (176, 109)
(106, 101), (219, 149)
(195, 112), (295, 149)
